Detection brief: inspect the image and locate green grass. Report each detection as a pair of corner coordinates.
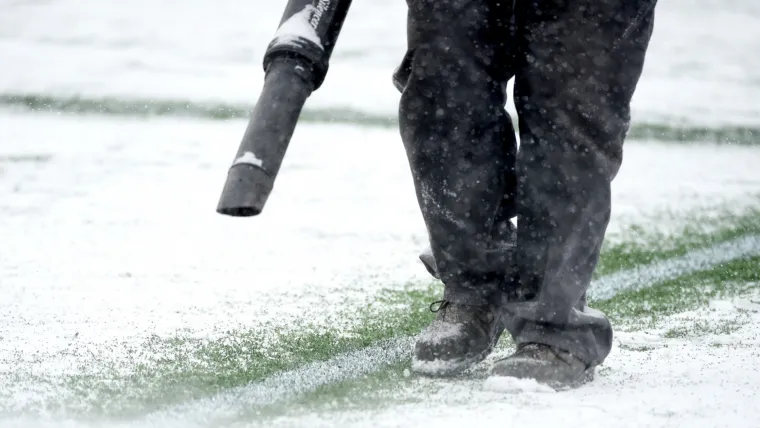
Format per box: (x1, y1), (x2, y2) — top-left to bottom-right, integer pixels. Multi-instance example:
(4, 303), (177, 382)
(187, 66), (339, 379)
(5, 286), (439, 418)
(594, 205), (760, 277)
(662, 318), (747, 339)
(597, 258), (759, 319)
(597, 257), (760, 326)
(2, 92), (760, 144)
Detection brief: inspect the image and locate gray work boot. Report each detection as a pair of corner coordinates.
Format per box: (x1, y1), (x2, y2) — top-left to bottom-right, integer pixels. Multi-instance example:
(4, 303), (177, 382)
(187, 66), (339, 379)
(489, 343), (594, 389)
(412, 300), (505, 376)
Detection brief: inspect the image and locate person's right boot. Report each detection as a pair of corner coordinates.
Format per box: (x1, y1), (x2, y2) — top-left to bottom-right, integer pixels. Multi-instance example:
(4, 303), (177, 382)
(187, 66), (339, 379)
(412, 300), (505, 376)
(488, 343), (594, 389)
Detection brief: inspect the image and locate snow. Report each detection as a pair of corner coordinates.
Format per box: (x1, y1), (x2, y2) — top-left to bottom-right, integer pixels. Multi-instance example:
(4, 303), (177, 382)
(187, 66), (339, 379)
(1, 111), (758, 362)
(0, 0), (759, 125)
(482, 376), (557, 394)
(415, 321), (462, 346)
(271, 6), (324, 50)
(410, 358), (466, 376)
(120, 234), (757, 425)
(2, 0), (760, 426)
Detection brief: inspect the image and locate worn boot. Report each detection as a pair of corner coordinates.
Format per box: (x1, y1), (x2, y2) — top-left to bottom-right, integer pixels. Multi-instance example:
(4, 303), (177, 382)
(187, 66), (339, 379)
(489, 343), (594, 389)
(412, 300), (505, 376)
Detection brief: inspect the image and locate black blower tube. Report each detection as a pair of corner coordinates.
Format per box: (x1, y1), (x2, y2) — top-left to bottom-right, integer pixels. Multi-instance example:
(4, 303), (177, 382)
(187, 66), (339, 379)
(216, 0), (352, 217)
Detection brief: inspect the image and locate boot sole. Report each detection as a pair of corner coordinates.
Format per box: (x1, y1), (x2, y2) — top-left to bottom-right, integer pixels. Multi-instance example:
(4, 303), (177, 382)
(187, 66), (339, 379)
(488, 359), (595, 390)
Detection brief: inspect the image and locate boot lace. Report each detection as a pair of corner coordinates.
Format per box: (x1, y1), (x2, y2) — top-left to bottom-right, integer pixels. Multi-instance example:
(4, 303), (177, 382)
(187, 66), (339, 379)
(428, 300), (493, 325)
(429, 300), (449, 313)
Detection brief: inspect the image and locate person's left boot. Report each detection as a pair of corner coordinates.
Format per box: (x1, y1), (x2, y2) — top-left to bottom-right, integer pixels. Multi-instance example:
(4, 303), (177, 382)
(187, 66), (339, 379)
(488, 343), (594, 390)
(412, 300), (505, 376)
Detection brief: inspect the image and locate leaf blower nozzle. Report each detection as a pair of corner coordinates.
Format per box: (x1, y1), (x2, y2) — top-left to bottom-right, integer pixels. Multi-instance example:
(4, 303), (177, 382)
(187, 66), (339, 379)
(216, 0), (352, 217)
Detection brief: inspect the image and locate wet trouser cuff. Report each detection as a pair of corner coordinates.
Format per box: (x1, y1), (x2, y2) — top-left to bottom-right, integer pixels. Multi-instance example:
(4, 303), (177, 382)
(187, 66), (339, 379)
(503, 303), (613, 367)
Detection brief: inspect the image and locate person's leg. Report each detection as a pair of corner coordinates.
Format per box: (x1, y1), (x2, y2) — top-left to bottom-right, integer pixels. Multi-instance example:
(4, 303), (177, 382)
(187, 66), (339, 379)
(491, 0), (658, 387)
(394, 0), (518, 375)
(396, 0), (517, 306)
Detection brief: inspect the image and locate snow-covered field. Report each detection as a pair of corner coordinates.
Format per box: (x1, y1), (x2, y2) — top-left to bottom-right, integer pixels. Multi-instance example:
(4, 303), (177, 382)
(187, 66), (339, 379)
(2, 0), (760, 427)
(1, 0), (760, 126)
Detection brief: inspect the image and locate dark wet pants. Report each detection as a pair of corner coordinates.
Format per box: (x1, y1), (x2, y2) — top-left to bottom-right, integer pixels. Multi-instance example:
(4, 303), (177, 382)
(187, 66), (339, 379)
(393, 0), (657, 366)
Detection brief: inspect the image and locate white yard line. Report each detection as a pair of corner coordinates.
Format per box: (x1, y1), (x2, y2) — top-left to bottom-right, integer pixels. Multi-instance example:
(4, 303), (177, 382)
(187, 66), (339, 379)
(138, 338), (417, 428)
(589, 234), (760, 300)
(135, 234), (760, 426)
